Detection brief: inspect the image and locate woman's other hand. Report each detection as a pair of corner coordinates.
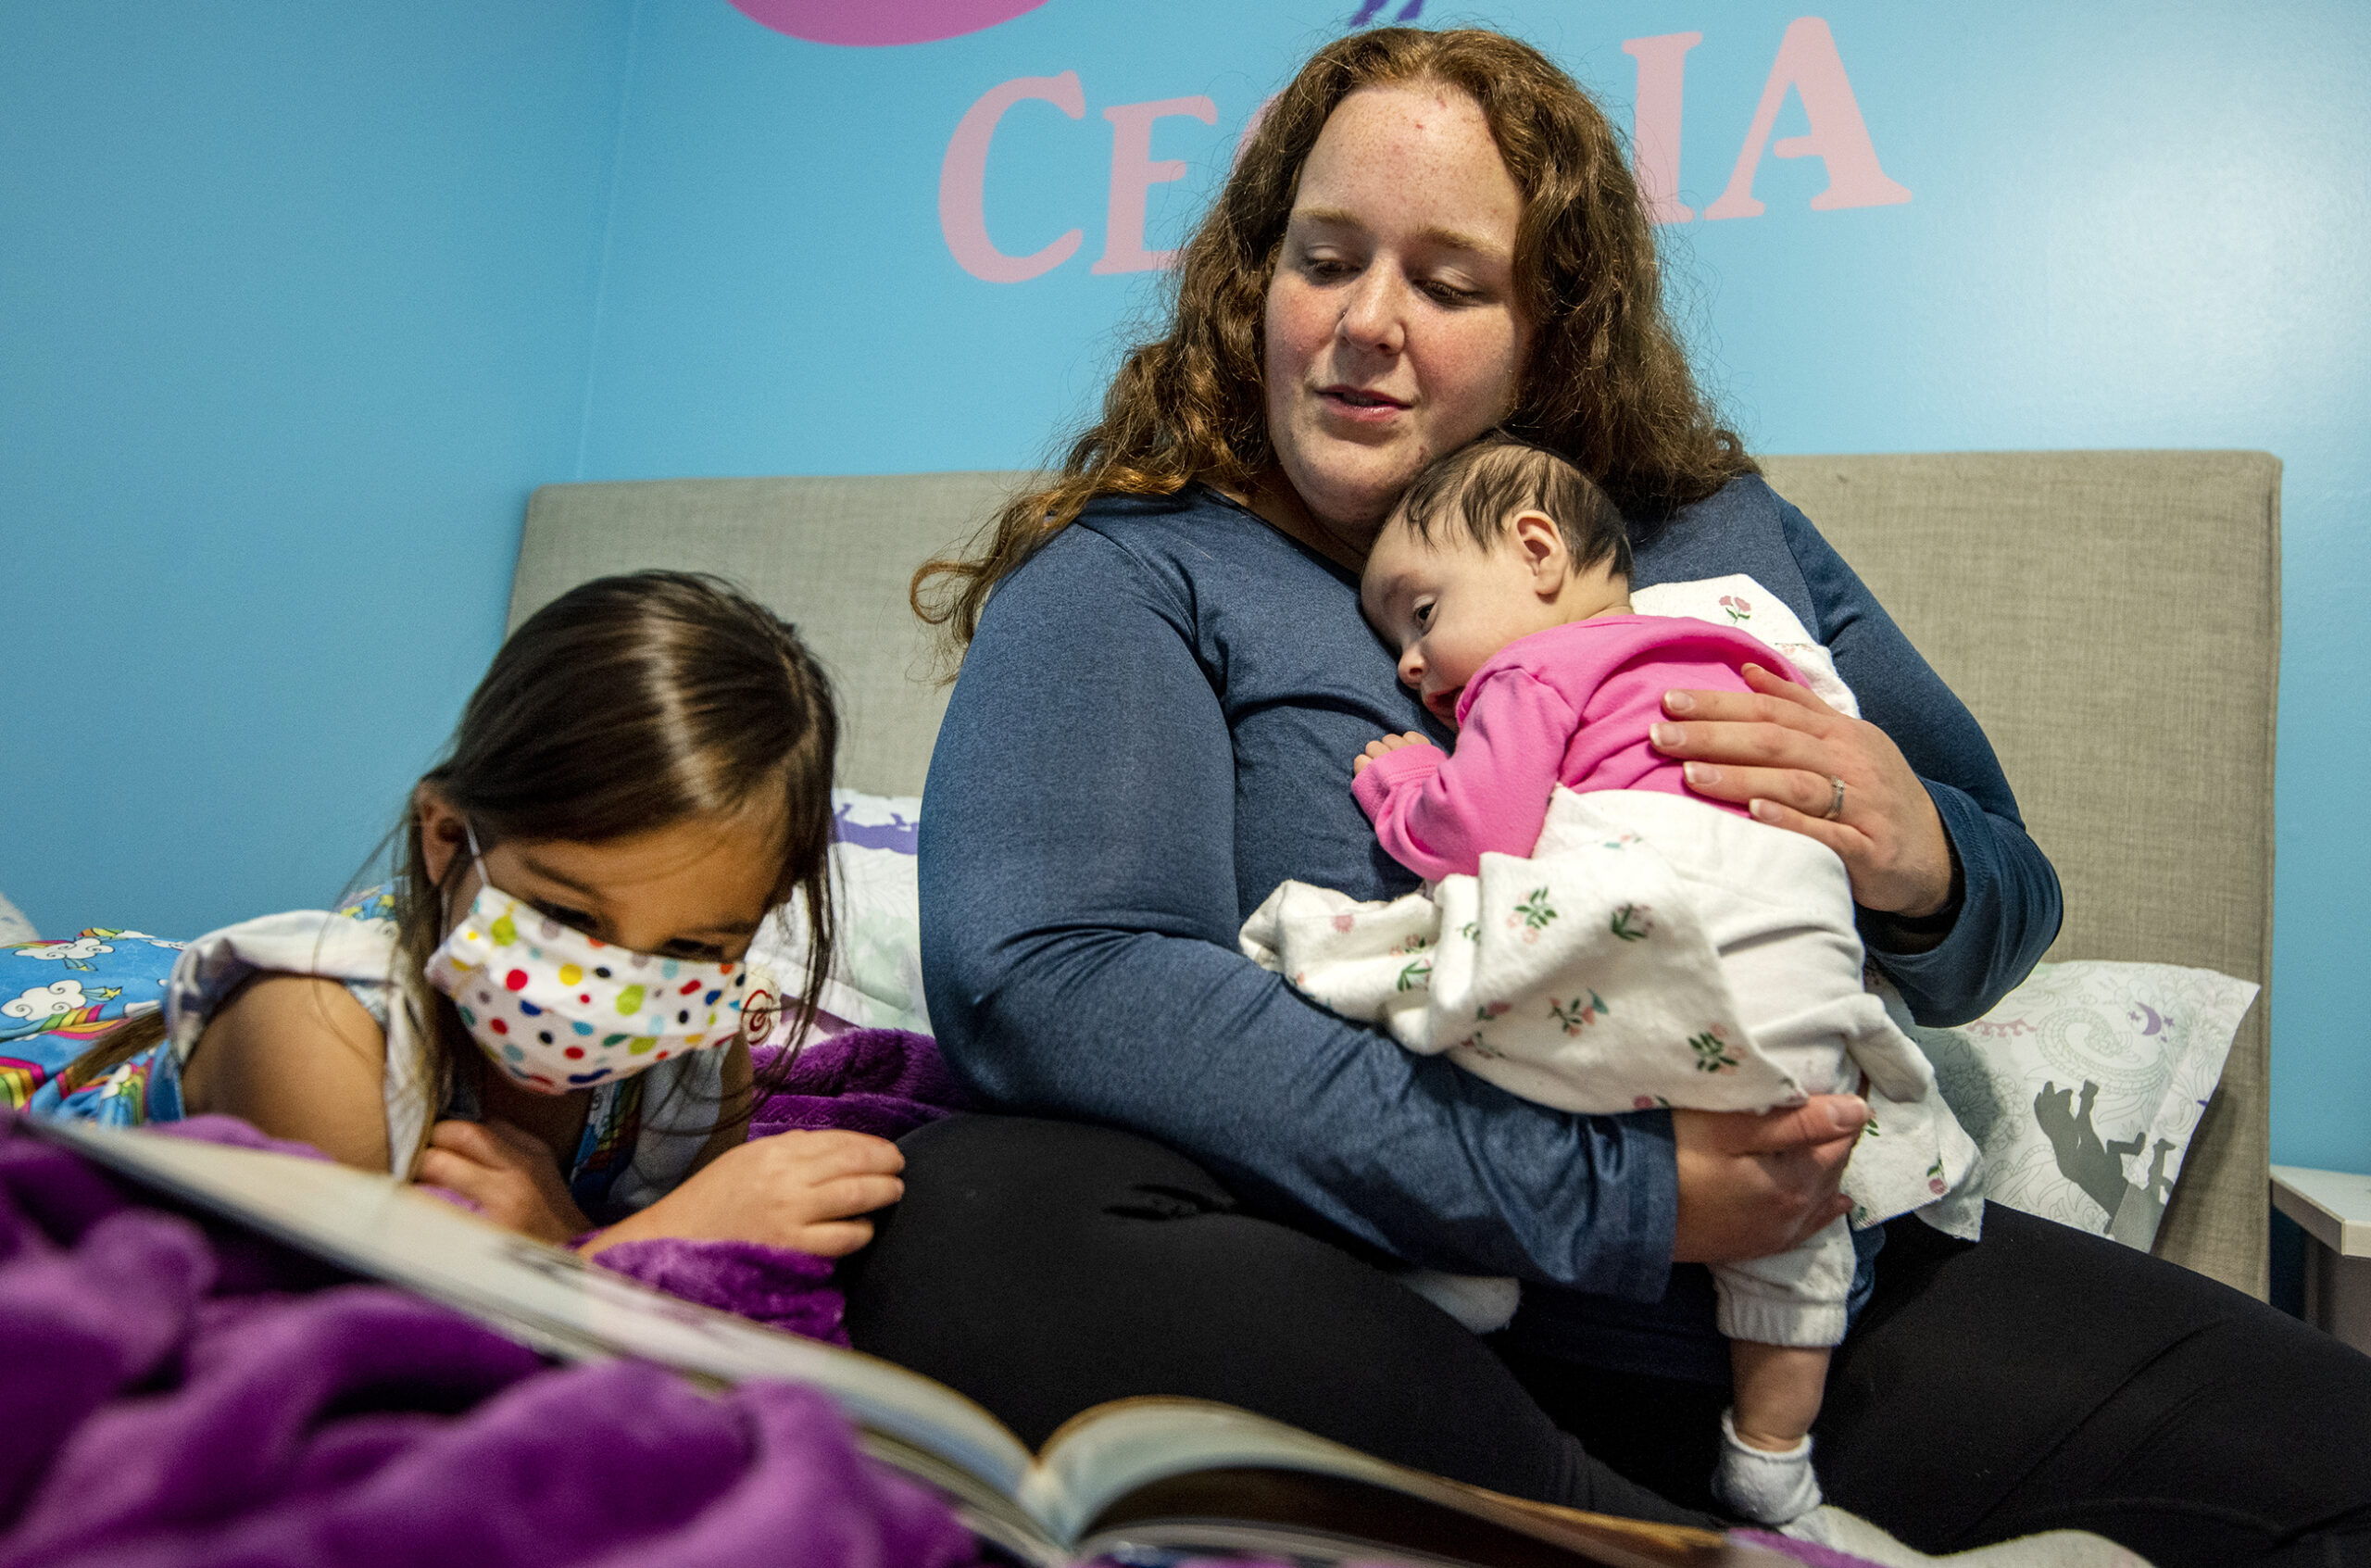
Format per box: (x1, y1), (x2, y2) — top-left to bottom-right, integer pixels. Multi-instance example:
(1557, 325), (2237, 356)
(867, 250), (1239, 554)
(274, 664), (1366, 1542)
(1670, 1096), (1865, 1263)
(579, 1129), (906, 1260)
(420, 1118), (594, 1245)
(1353, 731), (1435, 776)
(1651, 664), (1955, 917)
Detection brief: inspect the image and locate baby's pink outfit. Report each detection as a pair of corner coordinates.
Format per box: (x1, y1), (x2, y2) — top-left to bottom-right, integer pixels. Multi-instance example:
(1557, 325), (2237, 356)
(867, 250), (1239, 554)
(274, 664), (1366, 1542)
(1351, 615), (1801, 880)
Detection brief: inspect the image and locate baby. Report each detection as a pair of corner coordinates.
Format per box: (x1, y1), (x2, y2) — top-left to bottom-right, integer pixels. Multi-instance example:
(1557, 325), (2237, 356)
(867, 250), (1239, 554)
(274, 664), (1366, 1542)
(1242, 433), (1977, 1525)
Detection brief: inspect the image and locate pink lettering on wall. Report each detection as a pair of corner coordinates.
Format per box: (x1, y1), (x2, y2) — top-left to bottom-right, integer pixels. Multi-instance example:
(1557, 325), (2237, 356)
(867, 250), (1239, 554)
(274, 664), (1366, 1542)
(940, 72), (1086, 284)
(1094, 95), (1219, 274)
(1623, 32), (1702, 225)
(729, 0), (1047, 47)
(1705, 17), (1911, 220)
(935, 19), (1910, 282)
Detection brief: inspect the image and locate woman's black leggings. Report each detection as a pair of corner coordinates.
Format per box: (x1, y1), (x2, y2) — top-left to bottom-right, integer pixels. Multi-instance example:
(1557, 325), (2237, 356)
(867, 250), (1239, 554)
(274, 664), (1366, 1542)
(840, 1113), (2371, 1566)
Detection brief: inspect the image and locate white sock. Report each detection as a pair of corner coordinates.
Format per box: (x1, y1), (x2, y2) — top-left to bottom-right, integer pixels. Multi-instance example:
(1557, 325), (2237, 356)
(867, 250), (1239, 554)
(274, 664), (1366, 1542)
(1711, 1406), (1823, 1525)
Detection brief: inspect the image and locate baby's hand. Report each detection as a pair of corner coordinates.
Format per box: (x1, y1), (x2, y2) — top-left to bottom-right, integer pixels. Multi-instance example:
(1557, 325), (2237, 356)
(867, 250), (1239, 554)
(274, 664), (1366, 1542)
(1353, 732), (1435, 776)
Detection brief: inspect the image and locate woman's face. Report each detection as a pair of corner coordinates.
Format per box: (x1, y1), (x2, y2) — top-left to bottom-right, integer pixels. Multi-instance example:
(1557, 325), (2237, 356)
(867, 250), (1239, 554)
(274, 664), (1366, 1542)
(1263, 84), (1530, 555)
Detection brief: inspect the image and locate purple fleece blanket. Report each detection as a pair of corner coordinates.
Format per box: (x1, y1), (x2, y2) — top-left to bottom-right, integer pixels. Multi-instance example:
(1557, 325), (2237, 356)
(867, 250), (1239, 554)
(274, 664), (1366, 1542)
(0, 1110), (977, 1568)
(591, 1027), (967, 1348)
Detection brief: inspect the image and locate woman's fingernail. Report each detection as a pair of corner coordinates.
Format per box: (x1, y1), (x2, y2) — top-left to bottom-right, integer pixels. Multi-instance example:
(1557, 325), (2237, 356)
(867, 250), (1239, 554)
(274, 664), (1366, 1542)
(1664, 691), (1696, 714)
(1652, 723), (1682, 747)
(1750, 798), (1778, 822)
(1683, 761), (1710, 786)
(1831, 1098), (1869, 1132)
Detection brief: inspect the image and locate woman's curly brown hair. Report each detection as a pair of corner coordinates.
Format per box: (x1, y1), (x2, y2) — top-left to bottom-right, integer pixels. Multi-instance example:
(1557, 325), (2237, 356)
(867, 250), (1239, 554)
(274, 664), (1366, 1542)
(913, 25), (1754, 648)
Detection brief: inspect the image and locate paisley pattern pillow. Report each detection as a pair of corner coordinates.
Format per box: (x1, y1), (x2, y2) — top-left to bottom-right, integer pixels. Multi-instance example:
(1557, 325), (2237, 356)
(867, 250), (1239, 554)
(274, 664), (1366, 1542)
(1888, 961), (2258, 1250)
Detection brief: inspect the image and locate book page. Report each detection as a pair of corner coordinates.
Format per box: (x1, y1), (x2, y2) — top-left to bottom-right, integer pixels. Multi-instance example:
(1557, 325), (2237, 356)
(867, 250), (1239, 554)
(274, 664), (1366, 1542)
(34, 1122), (1038, 1505)
(1033, 1399), (1768, 1567)
(1079, 1472), (1791, 1568)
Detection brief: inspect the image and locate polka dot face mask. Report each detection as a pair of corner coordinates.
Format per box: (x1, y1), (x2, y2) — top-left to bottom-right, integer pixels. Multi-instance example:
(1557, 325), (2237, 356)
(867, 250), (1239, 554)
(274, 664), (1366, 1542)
(423, 878), (748, 1095)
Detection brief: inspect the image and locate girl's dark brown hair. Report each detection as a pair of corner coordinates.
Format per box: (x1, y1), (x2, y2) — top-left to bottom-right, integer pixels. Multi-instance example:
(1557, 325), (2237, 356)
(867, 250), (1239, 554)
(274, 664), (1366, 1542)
(67, 571), (839, 1164)
(911, 24), (1753, 649)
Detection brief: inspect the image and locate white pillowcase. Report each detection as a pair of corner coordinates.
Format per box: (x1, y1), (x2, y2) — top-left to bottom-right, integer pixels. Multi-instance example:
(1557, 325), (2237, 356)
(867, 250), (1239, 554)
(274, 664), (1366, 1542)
(744, 789), (928, 1042)
(1885, 961), (2258, 1250)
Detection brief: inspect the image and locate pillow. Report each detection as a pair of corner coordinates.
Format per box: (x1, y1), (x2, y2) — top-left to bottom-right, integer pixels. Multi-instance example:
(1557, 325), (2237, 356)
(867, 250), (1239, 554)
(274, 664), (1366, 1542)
(2, 927), (189, 1108)
(1885, 961), (2258, 1251)
(745, 790), (928, 1043)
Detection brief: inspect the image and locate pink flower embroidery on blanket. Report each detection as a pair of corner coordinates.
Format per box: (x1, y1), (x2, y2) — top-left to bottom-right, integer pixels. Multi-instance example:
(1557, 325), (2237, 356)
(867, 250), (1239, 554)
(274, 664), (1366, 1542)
(1688, 1026), (1741, 1073)
(1510, 889), (1557, 944)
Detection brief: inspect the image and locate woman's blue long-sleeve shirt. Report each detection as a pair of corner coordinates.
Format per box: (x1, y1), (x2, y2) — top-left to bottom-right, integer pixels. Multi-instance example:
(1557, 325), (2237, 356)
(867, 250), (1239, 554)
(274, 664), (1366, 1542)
(918, 476), (2060, 1314)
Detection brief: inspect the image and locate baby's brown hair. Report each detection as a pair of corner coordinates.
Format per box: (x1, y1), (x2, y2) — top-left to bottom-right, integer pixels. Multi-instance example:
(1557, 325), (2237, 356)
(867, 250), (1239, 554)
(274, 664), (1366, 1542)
(1389, 432), (1633, 579)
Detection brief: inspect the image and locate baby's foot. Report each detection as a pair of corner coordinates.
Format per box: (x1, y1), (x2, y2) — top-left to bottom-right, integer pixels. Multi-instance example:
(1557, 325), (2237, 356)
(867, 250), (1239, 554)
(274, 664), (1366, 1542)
(1711, 1407), (1823, 1525)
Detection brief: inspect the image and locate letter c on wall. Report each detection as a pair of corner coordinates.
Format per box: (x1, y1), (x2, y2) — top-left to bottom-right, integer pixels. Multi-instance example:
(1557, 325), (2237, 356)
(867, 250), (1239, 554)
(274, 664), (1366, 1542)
(941, 72), (1085, 283)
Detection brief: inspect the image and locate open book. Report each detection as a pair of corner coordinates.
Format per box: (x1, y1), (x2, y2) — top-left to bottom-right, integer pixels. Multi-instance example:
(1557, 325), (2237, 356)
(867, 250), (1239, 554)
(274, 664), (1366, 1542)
(31, 1120), (1791, 1568)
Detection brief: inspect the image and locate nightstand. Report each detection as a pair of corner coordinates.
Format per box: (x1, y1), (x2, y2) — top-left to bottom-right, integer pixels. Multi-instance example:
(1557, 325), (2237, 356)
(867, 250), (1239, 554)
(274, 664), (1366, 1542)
(2271, 1165), (2371, 1353)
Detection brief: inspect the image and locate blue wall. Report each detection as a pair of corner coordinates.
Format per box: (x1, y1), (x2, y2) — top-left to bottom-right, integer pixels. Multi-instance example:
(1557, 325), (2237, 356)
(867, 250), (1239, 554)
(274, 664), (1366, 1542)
(1, 1), (629, 933)
(5, 1), (2366, 1173)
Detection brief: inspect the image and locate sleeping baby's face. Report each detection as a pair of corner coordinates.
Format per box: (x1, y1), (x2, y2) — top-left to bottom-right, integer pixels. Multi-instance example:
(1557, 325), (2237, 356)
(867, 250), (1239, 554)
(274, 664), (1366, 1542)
(1361, 515), (1563, 724)
(1361, 507), (1631, 724)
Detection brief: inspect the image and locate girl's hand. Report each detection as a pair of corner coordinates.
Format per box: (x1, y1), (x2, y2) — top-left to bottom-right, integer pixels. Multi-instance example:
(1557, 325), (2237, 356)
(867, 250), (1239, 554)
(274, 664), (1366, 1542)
(420, 1118), (594, 1245)
(579, 1130), (905, 1260)
(1352, 731), (1435, 776)
(1651, 664), (1955, 918)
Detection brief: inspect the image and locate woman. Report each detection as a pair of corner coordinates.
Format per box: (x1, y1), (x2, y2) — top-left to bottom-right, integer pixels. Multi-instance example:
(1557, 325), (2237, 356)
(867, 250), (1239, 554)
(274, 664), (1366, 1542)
(843, 27), (2370, 1563)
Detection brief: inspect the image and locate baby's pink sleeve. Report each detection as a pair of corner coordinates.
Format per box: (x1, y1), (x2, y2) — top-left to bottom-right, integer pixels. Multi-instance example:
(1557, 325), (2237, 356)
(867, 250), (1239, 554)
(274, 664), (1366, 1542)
(1351, 669), (1578, 882)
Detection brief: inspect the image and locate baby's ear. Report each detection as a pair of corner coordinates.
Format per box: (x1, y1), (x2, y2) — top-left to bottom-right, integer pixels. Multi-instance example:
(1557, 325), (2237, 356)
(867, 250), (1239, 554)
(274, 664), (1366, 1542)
(1511, 509), (1569, 583)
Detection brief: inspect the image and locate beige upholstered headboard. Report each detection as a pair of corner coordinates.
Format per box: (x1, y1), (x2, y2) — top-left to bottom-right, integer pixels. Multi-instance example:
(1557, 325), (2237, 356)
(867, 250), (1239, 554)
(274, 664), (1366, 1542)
(1757, 453), (2277, 1297)
(514, 451), (2280, 1296)
(511, 472), (1020, 797)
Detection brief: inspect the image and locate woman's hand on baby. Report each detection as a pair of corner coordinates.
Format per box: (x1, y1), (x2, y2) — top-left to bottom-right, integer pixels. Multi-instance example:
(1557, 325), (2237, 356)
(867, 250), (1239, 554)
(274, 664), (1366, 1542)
(579, 1129), (905, 1260)
(1352, 731), (1435, 776)
(1650, 664), (1955, 918)
(1670, 1097), (1865, 1263)
(420, 1118), (595, 1246)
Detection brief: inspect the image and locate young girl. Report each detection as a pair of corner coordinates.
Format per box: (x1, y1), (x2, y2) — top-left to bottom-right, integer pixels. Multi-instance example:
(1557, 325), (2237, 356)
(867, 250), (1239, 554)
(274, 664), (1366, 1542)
(1241, 435), (1976, 1526)
(51, 571), (903, 1260)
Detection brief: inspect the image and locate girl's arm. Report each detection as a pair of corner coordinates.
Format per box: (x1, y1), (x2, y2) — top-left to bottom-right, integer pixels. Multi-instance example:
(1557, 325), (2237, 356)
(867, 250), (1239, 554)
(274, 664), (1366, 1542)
(1351, 669), (1578, 881)
(185, 982), (903, 1253)
(178, 973), (393, 1171)
(575, 1130), (905, 1259)
(420, 1038), (905, 1255)
(575, 1039), (903, 1258)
